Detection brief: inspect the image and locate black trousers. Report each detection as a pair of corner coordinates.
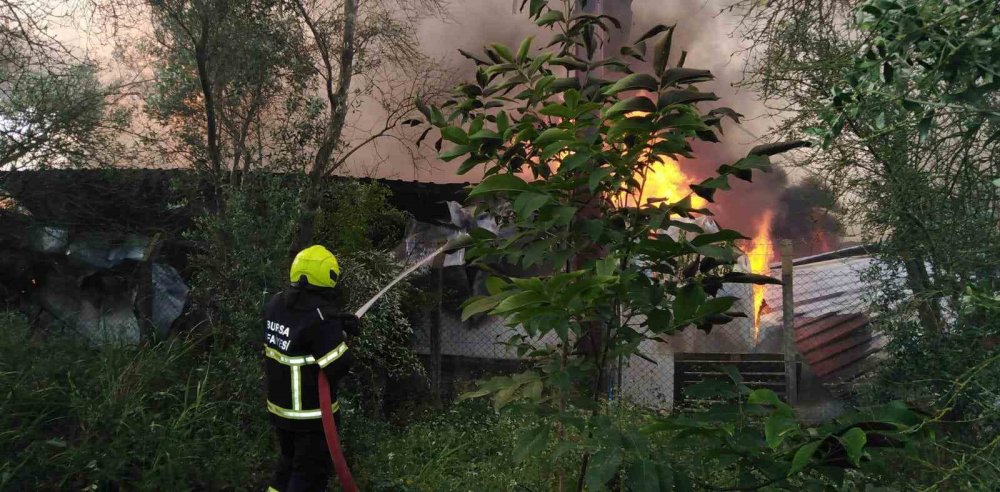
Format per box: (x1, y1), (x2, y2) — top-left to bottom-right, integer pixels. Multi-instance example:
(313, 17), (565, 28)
(269, 428), (333, 492)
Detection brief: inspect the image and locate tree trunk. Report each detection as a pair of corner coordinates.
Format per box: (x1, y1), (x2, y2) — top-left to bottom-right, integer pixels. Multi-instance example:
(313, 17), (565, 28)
(195, 36), (222, 183)
(291, 0), (359, 254)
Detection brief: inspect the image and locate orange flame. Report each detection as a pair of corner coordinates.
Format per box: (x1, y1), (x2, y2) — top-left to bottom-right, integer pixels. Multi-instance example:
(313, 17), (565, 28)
(627, 156), (707, 209)
(618, 111), (705, 209)
(748, 211), (775, 344)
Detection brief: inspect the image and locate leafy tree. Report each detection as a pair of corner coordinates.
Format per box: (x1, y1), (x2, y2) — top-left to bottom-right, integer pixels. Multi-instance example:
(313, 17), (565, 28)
(286, 0), (448, 251)
(731, 1), (998, 487)
(732, 0), (999, 333)
(0, 2), (129, 173)
(144, 0), (312, 189)
(417, 2), (924, 490)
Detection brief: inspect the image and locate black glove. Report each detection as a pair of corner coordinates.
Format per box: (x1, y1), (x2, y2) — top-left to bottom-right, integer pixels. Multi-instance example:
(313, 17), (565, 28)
(340, 313), (361, 337)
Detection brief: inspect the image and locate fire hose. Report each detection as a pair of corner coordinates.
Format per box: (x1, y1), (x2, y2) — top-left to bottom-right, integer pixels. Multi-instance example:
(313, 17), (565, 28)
(316, 234), (471, 491)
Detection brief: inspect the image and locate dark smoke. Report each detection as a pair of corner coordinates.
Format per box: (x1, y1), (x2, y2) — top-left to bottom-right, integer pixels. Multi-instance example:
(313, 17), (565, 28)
(771, 176), (845, 257)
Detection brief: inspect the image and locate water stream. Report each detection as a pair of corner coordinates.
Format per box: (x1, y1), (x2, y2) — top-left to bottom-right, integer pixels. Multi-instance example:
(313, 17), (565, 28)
(353, 234), (471, 319)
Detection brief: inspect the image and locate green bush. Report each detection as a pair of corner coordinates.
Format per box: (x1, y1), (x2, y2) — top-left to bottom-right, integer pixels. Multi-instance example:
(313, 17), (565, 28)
(336, 251), (426, 415)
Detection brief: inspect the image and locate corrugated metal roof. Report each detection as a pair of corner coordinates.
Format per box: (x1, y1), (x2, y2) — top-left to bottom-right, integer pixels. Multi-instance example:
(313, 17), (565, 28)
(795, 313), (885, 381)
(756, 250), (889, 384)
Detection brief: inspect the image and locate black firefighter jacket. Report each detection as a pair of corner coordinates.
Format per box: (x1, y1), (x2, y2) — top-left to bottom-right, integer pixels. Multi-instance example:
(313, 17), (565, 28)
(264, 287), (356, 432)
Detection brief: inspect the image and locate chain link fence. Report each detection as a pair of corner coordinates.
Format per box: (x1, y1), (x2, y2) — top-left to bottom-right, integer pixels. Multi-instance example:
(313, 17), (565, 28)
(406, 241), (878, 411)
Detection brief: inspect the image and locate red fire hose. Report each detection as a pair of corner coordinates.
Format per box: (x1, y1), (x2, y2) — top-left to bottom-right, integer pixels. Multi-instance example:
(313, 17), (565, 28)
(318, 370), (358, 492)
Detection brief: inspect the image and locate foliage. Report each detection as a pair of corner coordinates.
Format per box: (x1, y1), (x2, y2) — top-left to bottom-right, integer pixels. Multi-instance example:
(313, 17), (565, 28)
(0, 310), (273, 490)
(827, 0), (1000, 129)
(335, 250), (425, 413)
(144, 0), (313, 181)
(734, 8), (999, 478)
(0, 62), (128, 171)
(184, 174), (305, 346)
(343, 398), (569, 491)
(855, 282), (1000, 489)
(314, 179), (411, 253)
(413, 2), (925, 490)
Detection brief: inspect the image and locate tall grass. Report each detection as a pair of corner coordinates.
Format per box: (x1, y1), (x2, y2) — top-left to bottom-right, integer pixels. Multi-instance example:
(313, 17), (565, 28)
(0, 311), (272, 490)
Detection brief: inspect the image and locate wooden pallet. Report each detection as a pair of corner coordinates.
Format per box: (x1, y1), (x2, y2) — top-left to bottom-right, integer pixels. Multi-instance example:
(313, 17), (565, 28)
(674, 352), (799, 404)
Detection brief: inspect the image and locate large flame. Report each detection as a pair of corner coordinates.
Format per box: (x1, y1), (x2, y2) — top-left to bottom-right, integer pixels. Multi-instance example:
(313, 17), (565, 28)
(748, 211), (775, 344)
(618, 111), (705, 209)
(628, 156), (707, 209)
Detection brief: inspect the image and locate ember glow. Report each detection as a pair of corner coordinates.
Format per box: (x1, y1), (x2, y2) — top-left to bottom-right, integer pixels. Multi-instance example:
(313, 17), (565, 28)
(748, 211), (775, 344)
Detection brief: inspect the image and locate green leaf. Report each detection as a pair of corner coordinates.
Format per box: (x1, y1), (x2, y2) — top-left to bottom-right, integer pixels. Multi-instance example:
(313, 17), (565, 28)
(673, 282), (705, 324)
(439, 145), (473, 162)
(469, 174), (529, 196)
(605, 96), (656, 117)
(692, 244), (736, 262)
(646, 309), (672, 330)
(659, 89), (718, 106)
(627, 459), (660, 492)
(603, 73), (659, 95)
(690, 230), (748, 246)
(485, 276), (508, 295)
(748, 140), (810, 156)
(517, 35), (534, 62)
(595, 256), (617, 276)
(415, 97), (431, 120)
(514, 191), (550, 217)
(839, 427), (867, 467)
(461, 296), (500, 320)
(748, 388), (782, 405)
(589, 167), (614, 193)
(661, 68), (712, 87)
(635, 24), (672, 43)
(441, 126), (470, 145)
(874, 112), (886, 130)
(765, 414), (797, 449)
(494, 382), (522, 410)
(535, 9), (564, 26)
(458, 387), (493, 400)
(789, 441), (822, 476)
(497, 111), (509, 134)
(652, 25), (674, 76)
(560, 150), (593, 172)
(514, 425), (550, 462)
(535, 128), (574, 146)
(494, 290), (546, 313)
(695, 296), (737, 318)
(992, 177), (1000, 188)
(586, 448), (624, 491)
(490, 43), (514, 62)
(540, 103), (573, 118)
(523, 380), (544, 400)
(528, 0), (546, 17)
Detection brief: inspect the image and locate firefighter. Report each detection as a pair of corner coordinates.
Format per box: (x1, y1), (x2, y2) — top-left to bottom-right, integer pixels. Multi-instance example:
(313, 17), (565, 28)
(264, 245), (358, 492)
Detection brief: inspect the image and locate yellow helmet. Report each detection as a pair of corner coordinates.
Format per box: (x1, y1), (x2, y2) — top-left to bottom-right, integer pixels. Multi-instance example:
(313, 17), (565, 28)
(289, 245), (341, 288)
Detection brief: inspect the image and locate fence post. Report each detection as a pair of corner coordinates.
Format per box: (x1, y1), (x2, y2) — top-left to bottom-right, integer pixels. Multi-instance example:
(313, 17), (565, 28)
(430, 262), (443, 404)
(781, 239), (797, 405)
